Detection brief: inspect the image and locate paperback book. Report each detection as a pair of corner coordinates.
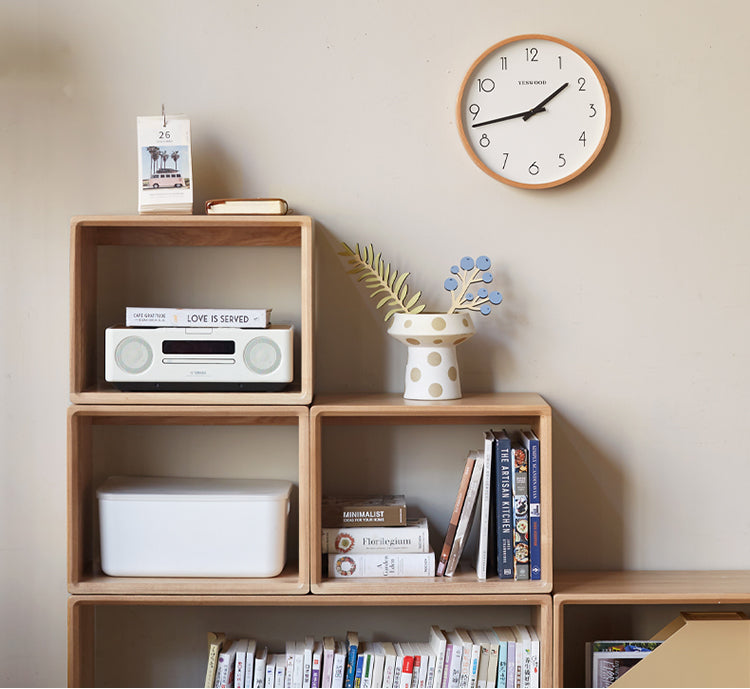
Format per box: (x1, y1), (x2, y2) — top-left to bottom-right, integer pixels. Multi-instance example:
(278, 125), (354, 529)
(321, 517), (430, 554)
(322, 495), (407, 528)
(125, 306), (271, 328)
(328, 550), (435, 578)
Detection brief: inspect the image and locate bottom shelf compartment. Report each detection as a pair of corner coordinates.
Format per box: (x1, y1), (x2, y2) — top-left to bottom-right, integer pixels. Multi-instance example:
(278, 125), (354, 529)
(69, 594), (551, 688)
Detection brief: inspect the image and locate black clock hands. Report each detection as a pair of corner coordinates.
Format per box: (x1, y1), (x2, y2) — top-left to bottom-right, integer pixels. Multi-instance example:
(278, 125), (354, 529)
(472, 107), (546, 128)
(522, 82), (569, 120)
(471, 82), (569, 128)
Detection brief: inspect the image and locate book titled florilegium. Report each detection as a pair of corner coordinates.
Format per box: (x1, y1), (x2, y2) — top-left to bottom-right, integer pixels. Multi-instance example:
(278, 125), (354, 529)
(125, 306), (271, 328)
(328, 550), (435, 578)
(322, 495), (407, 528)
(321, 517), (429, 554)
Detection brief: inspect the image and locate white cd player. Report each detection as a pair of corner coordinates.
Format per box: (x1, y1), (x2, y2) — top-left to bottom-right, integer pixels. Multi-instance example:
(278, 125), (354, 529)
(105, 325), (293, 391)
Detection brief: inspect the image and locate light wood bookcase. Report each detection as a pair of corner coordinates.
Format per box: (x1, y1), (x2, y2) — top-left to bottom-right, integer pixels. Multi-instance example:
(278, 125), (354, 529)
(69, 215), (314, 405)
(553, 570), (750, 687)
(66, 214), (555, 687)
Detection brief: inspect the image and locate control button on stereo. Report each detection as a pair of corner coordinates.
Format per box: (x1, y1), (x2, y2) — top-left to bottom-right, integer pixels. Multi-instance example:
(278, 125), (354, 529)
(243, 337), (282, 374)
(114, 336), (153, 374)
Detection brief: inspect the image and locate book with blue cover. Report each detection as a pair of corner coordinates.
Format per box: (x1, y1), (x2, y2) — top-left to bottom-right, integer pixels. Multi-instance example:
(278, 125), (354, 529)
(492, 430), (514, 579)
(522, 429), (542, 580)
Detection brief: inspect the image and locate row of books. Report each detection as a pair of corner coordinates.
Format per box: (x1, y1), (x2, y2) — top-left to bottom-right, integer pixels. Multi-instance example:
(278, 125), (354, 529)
(321, 496), (434, 578)
(205, 625), (540, 688)
(437, 429), (541, 581)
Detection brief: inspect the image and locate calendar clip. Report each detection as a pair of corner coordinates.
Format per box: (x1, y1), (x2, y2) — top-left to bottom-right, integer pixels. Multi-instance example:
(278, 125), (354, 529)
(162, 104), (167, 127)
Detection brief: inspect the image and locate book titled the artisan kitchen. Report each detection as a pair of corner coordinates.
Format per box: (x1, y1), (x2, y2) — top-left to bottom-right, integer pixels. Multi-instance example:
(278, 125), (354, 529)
(321, 495), (407, 527)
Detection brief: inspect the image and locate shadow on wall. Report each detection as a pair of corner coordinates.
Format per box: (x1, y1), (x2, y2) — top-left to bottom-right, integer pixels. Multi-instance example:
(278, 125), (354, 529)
(314, 223), (390, 393)
(552, 407), (626, 570)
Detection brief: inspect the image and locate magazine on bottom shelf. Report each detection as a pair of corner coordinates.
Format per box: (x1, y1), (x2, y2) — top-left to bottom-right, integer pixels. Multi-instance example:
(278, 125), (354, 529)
(586, 640), (662, 688)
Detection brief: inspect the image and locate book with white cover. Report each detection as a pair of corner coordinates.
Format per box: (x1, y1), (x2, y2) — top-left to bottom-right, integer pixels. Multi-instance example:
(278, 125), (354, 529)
(321, 517), (430, 554)
(233, 639), (250, 689)
(243, 640), (257, 689)
(428, 626), (447, 689)
(380, 641), (398, 689)
(216, 639), (241, 688)
(125, 306), (271, 328)
(273, 653), (286, 688)
(264, 654), (276, 688)
(469, 630), (491, 688)
(283, 641), (295, 688)
(253, 646), (267, 688)
(332, 640), (347, 689)
(445, 631), (464, 688)
(475, 432), (494, 580)
(137, 113), (193, 214)
(482, 630), (500, 689)
(292, 640), (305, 688)
(455, 628), (479, 688)
(328, 550), (435, 578)
(302, 636), (315, 688)
(370, 643), (386, 689)
(527, 626), (540, 689)
(513, 625), (532, 688)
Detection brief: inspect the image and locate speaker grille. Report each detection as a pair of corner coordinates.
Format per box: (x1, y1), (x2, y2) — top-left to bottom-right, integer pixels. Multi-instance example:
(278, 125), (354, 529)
(243, 337), (282, 374)
(114, 336), (153, 374)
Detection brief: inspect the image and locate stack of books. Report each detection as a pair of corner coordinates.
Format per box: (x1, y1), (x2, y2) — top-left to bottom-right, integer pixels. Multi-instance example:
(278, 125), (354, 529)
(205, 624), (541, 688)
(437, 429), (541, 581)
(321, 495), (435, 578)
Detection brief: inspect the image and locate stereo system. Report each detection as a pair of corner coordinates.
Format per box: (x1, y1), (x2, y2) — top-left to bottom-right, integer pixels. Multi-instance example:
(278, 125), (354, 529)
(105, 325), (293, 391)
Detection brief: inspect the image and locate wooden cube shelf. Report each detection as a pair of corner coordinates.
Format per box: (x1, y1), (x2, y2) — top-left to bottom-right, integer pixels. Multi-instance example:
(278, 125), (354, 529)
(68, 592), (552, 688)
(67, 405), (310, 596)
(309, 393), (553, 596)
(553, 570), (750, 687)
(69, 215), (313, 405)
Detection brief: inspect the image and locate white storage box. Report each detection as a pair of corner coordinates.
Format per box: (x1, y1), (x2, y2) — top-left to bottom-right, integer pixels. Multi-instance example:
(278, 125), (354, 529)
(97, 476), (292, 577)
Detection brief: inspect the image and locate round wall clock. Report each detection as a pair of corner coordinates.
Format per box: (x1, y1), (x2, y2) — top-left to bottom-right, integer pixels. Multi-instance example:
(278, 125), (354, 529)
(457, 35), (611, 189)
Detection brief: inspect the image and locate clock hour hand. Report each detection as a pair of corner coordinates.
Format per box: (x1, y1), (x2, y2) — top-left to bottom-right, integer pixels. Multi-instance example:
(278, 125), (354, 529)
(523, 82), (569, 120)
(472, 107), (546, 128)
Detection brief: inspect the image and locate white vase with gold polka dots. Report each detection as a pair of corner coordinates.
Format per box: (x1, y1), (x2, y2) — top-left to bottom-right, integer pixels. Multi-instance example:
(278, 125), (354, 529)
(387, 312), (476, 400)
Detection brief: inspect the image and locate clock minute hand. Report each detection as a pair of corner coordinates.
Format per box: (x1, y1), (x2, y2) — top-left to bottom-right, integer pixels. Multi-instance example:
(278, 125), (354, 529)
(472, 107), (546, 128)
(523, 82), (569, 121)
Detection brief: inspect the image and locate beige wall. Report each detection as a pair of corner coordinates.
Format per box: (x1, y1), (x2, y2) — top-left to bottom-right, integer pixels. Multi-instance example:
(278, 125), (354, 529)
(2, 1), (749, 685)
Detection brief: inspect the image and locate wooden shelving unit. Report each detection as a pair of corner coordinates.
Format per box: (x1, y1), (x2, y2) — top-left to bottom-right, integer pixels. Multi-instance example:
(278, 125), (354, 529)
(69, 215), (314, 405)
(67, 404), (310, 597)
(310, 393), (553, 596)
(553, 570), (750, 687)
(68, 593), (553, 687)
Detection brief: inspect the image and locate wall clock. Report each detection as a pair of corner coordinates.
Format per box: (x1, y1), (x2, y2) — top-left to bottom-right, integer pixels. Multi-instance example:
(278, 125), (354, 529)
(457, 34), (611, 189)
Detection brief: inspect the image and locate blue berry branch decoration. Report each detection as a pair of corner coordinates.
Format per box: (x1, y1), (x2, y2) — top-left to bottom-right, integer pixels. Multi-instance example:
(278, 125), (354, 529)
(340, 242), (503, 319)
(444, 256), (503, 315)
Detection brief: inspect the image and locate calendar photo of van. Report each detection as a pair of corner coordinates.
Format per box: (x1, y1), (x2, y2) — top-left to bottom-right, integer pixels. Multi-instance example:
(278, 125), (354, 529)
(137, 114), (193, 213)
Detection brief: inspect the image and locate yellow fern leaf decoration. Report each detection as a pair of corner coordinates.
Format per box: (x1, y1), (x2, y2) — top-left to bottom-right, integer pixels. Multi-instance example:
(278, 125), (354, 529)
(339, 242), (427, 321)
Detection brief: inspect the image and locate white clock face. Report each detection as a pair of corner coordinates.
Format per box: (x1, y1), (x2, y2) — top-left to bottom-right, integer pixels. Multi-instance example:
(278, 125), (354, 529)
(458, 35), (611, 188)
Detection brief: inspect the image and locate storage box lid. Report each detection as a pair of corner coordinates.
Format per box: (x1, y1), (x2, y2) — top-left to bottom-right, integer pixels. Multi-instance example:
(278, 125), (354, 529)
(97, 475), (293, 502)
